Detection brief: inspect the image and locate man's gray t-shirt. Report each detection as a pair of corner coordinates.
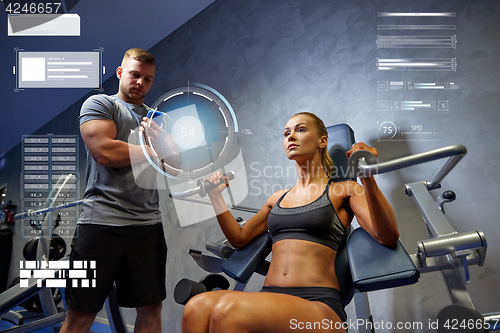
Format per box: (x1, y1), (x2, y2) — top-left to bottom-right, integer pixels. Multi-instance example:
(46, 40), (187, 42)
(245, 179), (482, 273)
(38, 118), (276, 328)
(78, 94), (161, 226)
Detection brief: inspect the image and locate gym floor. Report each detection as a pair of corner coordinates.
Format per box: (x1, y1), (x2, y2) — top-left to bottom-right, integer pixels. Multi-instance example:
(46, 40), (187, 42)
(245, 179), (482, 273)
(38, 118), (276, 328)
(0, 306), (120, 333)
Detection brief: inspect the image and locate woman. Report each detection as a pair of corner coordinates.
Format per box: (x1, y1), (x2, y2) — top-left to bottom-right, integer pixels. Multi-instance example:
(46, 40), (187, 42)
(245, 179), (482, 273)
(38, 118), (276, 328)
(182, 112), (399, 333)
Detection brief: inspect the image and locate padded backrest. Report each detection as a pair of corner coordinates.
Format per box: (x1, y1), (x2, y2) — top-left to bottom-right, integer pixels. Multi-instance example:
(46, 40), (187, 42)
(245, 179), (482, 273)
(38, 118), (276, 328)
(334, 225), (355, 307)
(326, 123), (356, 183)
(328, 124), (356, 305)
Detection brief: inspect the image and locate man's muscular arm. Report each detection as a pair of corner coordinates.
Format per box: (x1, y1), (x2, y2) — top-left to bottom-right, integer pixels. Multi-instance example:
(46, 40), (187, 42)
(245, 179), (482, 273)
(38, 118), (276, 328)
(80, 119), (147, 168)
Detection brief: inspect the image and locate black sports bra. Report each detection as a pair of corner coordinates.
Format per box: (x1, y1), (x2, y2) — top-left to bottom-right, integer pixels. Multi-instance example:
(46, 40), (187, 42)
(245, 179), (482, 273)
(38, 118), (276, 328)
(267, 179), (346, 251)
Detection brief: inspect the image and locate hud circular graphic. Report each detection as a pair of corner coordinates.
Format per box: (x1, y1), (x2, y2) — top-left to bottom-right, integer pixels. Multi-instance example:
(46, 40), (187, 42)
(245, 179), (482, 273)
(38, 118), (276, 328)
(141, 83), (238, 179)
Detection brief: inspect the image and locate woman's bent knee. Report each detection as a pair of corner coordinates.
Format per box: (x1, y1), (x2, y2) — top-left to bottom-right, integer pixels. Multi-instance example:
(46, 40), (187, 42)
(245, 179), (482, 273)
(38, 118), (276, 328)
(183, 292), (217, 320)
(210, 294), (252, 330)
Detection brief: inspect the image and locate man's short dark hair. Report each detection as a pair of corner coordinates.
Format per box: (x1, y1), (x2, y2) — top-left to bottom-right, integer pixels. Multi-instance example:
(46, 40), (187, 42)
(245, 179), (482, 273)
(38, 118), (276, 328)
(122, 48), (156, 67)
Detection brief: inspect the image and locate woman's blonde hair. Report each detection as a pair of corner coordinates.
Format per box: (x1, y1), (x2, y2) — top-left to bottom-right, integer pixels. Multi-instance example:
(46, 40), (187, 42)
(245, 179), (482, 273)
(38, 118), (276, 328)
(291, 112), (334, 177)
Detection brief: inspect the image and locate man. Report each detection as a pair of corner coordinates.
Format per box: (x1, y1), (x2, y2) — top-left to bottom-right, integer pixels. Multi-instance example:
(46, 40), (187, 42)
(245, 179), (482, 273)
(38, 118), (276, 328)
(60, 48), (181, 333)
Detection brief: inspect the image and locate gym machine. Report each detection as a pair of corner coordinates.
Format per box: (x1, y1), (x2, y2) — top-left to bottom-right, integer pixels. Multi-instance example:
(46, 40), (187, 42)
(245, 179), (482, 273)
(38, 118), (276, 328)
(171, 124), (498, 332)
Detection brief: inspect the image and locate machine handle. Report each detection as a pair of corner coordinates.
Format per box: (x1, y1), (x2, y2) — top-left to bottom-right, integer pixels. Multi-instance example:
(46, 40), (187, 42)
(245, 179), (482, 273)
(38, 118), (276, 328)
(349, 144), (467, 189)
(206, 241), (235, 258)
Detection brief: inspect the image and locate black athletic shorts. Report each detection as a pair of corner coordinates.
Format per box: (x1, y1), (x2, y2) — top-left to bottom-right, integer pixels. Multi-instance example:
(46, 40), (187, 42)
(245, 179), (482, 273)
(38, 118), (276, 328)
(65, 223), (167, 313)
(261, 286), (347, 323)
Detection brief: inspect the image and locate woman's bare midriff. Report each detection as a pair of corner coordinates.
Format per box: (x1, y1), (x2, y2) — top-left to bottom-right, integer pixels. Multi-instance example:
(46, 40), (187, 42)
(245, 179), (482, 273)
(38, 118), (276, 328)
(263, 239), (340, 290)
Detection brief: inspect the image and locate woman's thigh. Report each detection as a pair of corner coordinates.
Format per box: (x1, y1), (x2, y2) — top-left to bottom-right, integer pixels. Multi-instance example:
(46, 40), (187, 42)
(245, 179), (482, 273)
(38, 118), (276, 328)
(182, 290), (236, 333)
(209, 291), (346, 333)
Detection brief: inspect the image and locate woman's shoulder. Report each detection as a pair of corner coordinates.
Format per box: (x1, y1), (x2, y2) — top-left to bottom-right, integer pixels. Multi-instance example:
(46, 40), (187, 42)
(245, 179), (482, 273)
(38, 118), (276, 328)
(328, 180), (363, 199)
(265, 188), (290, 208)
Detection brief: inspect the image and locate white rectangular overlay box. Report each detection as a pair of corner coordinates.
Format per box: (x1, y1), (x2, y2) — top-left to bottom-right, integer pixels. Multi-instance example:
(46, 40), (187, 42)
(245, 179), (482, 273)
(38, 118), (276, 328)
(8, 14), (80, 36)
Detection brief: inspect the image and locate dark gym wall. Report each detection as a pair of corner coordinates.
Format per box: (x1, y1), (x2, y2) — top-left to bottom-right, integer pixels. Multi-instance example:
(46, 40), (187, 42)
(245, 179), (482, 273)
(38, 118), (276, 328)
(1, 0), (499, 331)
